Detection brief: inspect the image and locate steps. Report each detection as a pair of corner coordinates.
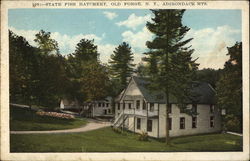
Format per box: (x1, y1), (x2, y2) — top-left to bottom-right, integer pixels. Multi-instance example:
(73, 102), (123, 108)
(112, 113), (128, 129)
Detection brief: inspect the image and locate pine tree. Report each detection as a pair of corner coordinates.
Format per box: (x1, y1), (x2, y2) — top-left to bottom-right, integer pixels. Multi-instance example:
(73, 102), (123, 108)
(73, 38), (99, 63)
(145, 9), (198, 144)
(109, 42), (135, 93)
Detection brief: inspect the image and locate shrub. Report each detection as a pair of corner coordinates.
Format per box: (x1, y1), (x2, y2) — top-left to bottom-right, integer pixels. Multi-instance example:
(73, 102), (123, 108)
(224, 114), (241, 133)
(138, 131), (148, 141)
(112, 127), (122, 134)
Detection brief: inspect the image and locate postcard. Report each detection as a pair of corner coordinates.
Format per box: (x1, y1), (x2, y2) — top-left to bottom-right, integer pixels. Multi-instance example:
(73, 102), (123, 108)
(1, 0), (249, 161)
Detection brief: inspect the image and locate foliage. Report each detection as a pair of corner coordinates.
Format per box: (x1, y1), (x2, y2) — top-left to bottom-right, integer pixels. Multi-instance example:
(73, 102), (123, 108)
(144, 9), (199, 143)
(109, 42), (135, 93)
(10, 30), (111, 108)
(138, 131), (149, 141)
(10, 106), (87, 131)
(66, 39), (110, 104)
(224, 114), (241, 133)
(10, 127), (242, 152)
(34, 30), (59, 55)
(195, 68), (221, 88)
(135, 63), (149, 77)
(9, 30), (69, 108)
(73, 38), (99, 62)
(216, 42), (242, 132)
(80, 61), (111, 102)
(9, 30), (37, 105)
(112, 127), (122, 133)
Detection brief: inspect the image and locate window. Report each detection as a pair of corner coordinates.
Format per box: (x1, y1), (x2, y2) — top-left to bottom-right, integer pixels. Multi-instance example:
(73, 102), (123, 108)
(98, 103), (101, 107)
(136, 100), (140, 109)
(123, 103), (125, 109)
(128, 103), (131, 109)
(210, 116), (214, 127)
(108, 109), (111, 113)
(168, 104), (172, 114)
(168, 118), (172, 130)
(192, 116), (197, 128)
(137, 118), (141, 129)
(117, 103), (120, 110)
(150, 103), (154, 111)
(143, 100), (146, 110)
(106, 103), (109, 107)
(102, 103), (105, 107)
(192, 104), (197, 113)
(147, 120), (153, 132)
(210, 105), (215, 113)
(180, 117), (185, 129)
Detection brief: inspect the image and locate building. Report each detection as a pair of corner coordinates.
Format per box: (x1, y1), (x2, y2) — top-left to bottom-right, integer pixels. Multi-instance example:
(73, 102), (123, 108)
(60, 97), (113, 117)
(112, 76), (221, 138)
(60, 99), (80, 110)
(82, 96), (113, 117)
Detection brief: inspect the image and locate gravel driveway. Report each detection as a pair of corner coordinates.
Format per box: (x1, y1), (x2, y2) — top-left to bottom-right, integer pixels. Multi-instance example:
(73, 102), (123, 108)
(11, 120), (111, 134)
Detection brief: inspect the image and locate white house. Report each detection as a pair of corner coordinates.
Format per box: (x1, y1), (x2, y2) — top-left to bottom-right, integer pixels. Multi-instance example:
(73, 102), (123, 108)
(82, 96), (113, 117)
(60, 99), (80, 110)
(60, 97), (113, 117)
(112, 76), (221, 138)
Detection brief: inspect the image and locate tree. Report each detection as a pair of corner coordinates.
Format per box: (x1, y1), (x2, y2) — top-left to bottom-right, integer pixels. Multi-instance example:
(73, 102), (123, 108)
(109, 42), (135, 93)
(145, 9), (198, 144)
(10, 30), (69, 109)
(73, 38), (99, 63)
(9, 30), (37, 105)
(135, 63), (150, 77)
(81, 61), (110, 102)
(66, 38), (110, 105)
(195, 68), (221, 88)
(32, 30), (68, 108)
(34, 30), (59, 55)
(216, 42), (242, 132)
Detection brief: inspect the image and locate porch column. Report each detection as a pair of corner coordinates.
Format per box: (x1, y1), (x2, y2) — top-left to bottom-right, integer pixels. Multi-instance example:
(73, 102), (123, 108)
(122, 101), (124, 131)
(134, 102), (135, 133)
(158, 103), (160, 138)
(146, 100), (148, 133)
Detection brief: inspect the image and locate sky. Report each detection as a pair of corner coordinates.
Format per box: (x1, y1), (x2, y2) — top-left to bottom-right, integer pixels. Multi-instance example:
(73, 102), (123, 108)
(8, 9), (242, 69)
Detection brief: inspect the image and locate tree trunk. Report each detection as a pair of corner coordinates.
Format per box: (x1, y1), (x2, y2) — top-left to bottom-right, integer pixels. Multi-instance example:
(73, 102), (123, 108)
(165, 11), (170, 144)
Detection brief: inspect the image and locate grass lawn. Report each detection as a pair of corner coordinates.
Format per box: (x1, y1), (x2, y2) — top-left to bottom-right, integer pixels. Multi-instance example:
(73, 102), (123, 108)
(10, 106), (87, 131)
(10, 127), (243, 152)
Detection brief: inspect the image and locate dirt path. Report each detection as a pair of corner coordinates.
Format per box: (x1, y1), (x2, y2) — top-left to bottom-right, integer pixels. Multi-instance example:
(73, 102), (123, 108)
(10, 120), (111, 134)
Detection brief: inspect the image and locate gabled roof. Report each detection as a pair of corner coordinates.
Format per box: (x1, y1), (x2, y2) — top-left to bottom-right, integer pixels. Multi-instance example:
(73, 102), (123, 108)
(130, 76), (216, 104)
